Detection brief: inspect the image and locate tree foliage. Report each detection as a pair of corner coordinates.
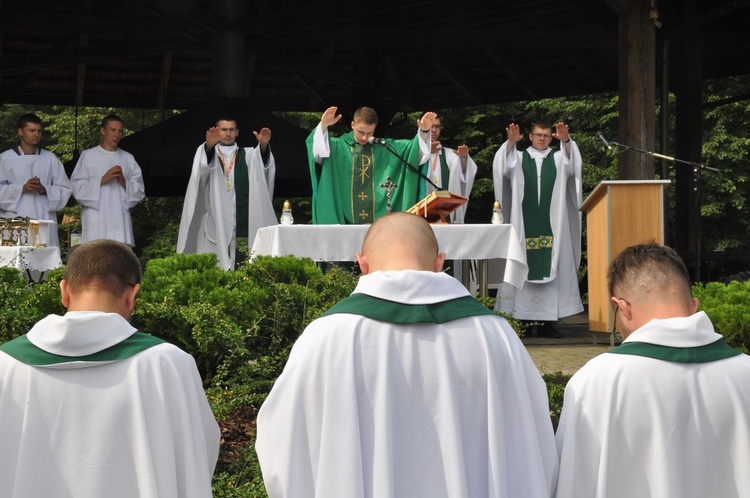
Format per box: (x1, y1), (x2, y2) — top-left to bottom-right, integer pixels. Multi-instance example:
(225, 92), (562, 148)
(699, 75), (750, 252)
(0, 104), (181, 163)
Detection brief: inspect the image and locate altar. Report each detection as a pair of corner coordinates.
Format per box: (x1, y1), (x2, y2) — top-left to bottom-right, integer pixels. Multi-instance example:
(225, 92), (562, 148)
(0, 246), (63, 282)
(251, 224), (528, 292)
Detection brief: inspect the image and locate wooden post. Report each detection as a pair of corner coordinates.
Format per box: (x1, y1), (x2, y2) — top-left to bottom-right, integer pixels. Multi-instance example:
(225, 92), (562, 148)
(617, 0), (657, 180)
(212, 0), (245, 98)
(672, 0), (703, 281)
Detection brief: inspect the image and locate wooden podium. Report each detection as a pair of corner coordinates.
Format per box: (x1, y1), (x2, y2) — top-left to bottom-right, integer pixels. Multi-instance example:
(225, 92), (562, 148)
(580, 180), (670, 342)
(407, 190), (467, 223)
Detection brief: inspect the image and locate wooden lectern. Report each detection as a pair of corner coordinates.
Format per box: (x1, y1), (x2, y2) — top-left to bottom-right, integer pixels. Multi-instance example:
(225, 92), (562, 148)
(580, 180), (670, 344)
(407, 190), (467, 223)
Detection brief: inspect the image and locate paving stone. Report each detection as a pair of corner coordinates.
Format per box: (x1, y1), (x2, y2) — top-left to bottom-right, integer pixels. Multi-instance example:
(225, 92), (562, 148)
(519, 310), (621, 376)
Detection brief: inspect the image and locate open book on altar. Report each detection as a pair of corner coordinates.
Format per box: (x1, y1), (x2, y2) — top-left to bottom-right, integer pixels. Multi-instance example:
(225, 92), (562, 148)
(407, 190), (467, 223)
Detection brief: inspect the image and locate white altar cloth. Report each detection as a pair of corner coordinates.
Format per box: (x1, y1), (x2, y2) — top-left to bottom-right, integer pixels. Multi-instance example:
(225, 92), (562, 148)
(251, 224), (528, 289)
(0, 246), (63, 282)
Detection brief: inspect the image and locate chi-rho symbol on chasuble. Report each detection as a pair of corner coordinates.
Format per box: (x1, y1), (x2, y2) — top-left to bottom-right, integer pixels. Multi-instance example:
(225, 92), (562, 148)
(352, 142), (376, 223)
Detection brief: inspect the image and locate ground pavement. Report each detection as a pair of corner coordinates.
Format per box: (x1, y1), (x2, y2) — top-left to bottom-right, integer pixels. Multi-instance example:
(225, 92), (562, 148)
(522, 311), (620, 376)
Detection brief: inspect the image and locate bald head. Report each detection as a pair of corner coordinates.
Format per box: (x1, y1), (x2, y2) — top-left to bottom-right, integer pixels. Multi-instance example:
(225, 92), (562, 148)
(356, 213), (445, 274)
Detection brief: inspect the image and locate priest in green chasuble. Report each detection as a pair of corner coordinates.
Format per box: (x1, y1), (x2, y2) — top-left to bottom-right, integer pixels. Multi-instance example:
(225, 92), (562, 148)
(307, 106), (435, 224)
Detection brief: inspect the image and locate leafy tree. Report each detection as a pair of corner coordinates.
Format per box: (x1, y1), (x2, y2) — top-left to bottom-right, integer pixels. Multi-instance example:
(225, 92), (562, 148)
(699, 75), (750, 252)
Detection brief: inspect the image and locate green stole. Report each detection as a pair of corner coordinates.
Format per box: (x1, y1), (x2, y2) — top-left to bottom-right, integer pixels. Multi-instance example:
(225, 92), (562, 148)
(521, 150), (556, 280)
(226, 149), (249, 237)
(322, 293), (495, 324)
(418, 151), (450, 200)
(0, 332), (165, 366)
(607, 338), (742, 363)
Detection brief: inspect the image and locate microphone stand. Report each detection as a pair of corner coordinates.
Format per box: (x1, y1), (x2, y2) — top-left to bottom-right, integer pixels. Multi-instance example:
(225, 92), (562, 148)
(371, 140), (442, 211)
(605, 137), (720, 282)
(607, 140), (719, 173)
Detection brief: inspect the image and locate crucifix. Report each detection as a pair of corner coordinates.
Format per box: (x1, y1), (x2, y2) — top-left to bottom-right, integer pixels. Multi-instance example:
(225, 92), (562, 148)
(379, 176), (398, 213)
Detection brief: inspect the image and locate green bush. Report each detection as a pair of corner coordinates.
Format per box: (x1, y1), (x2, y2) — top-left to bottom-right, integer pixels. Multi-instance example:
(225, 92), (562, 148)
(543, 371), (570, 430)
(0, 268), (38, 343)
(30, 266), (67, 317)
(693, 280), (750, 353)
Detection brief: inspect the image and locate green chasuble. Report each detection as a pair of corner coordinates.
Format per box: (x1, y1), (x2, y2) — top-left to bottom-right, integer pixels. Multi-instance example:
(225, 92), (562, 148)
(521, 150), (556, 281)
(307, 130), (424, 224)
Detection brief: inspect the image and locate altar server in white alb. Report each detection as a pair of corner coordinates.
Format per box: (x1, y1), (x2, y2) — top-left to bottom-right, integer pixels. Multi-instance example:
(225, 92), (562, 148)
(256, 212), (558, 498)
(0, 239), (220, 498)
(70, 114), (146, 246)
(0, 113), (72, 246)
(556, 242), (750, 498)
(492, 121), (583, 337)
(418, 115), (477, 223)
(177, 118), (277, 270)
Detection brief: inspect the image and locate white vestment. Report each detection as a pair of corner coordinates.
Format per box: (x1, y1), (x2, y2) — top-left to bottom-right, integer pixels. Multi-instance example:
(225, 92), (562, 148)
(0, 147), (73, 246)
(492, 141), (583, 320)
(0, 311), (220, 498)
(177, 143), (277, 270)
(555, 312), (750, 498)
(256, 270), (558, 498)
(423, 147), (477, 223)
(70, 146), (146, 246)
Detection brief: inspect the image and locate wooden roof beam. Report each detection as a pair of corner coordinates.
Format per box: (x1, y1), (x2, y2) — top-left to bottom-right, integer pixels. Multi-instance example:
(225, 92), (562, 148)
(432, 55), (484, 106)
(0, 38), (187, 77)
(482, 48), (539, 101)
(156, 50), (173, 110)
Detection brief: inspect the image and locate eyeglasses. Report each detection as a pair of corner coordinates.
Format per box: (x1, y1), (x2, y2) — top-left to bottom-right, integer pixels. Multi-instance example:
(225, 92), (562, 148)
(530, 133), (552, 139)
(610, 297), (630, 336)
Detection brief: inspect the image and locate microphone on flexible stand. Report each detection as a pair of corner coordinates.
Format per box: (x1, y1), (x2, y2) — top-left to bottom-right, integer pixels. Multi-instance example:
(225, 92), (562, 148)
(366, 135), (442, 192)
(597, 131), (613, 150)
(367, 136), (388, 146)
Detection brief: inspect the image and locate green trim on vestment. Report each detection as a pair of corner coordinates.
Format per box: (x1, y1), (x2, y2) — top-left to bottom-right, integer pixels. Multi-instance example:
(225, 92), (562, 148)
(234, 148), (249, 237)
(0, 332), (166, 366)
(522, 150), (556, 280)
(607, 338), (742, 363)
(322, 293), (495, 324)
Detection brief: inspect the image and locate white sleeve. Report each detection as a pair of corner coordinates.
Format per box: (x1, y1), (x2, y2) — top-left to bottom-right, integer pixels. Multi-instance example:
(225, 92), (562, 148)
(312, 124), (330, 162)
(124, 155), (146, 209)
(70, 151), (100, 209)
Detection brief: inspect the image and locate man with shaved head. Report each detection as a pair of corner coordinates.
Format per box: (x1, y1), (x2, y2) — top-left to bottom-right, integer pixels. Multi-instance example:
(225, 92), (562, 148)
(555, 242), (750, 498)
(256, 212), (559, 498)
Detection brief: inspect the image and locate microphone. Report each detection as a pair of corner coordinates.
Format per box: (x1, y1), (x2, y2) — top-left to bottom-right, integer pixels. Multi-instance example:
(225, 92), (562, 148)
(597, 131), (612, 150)
(367, 136), (388, 146)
